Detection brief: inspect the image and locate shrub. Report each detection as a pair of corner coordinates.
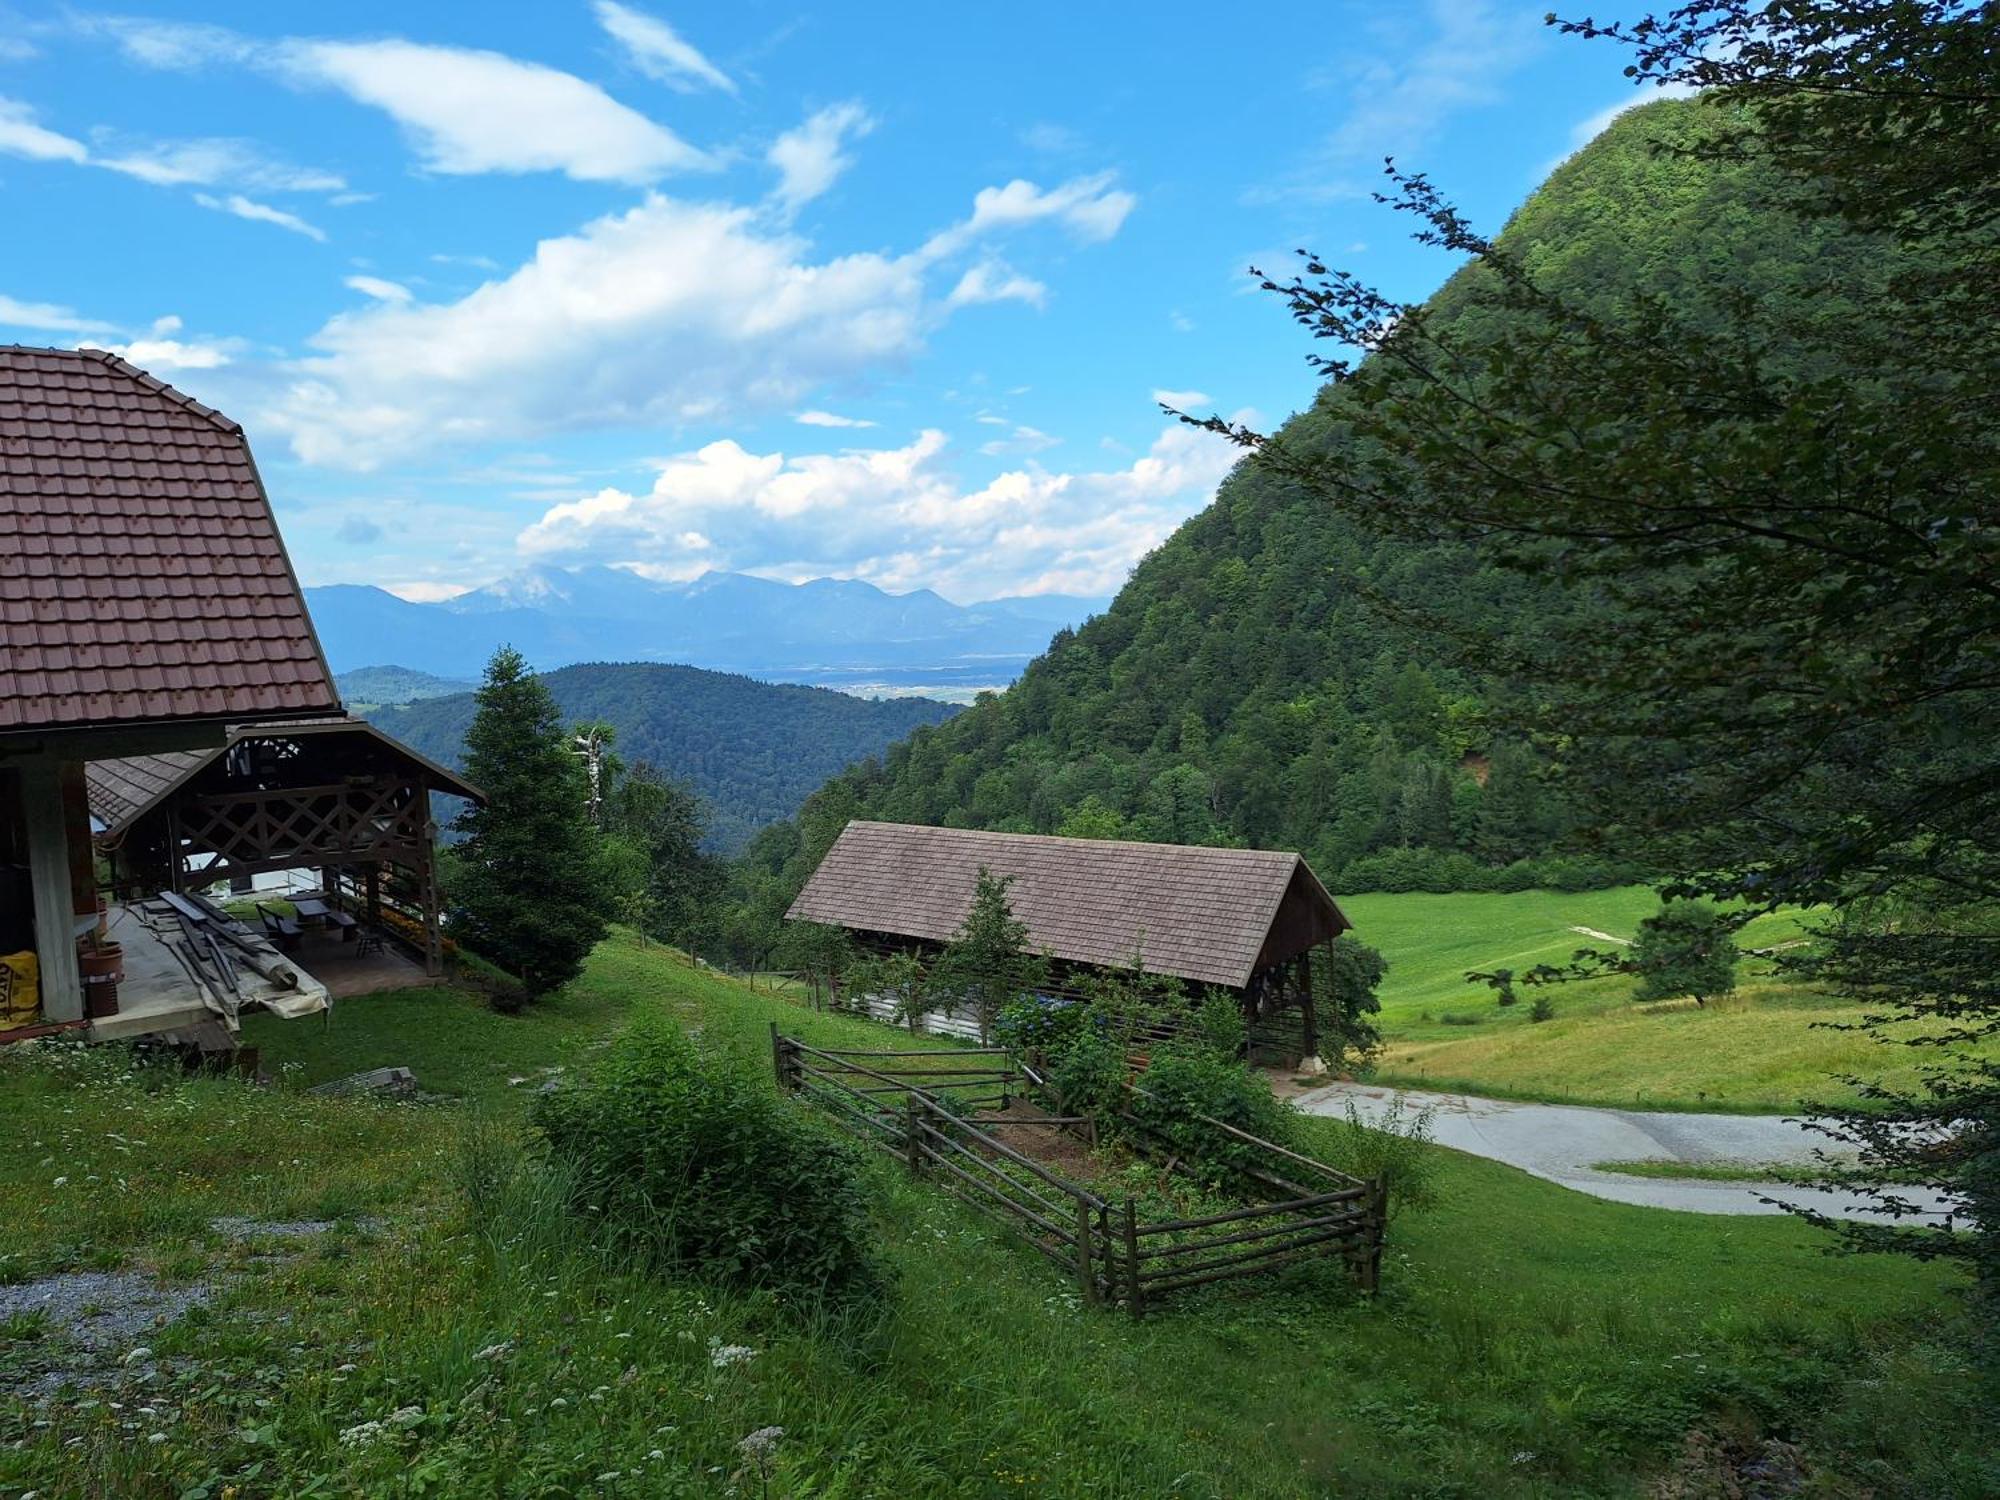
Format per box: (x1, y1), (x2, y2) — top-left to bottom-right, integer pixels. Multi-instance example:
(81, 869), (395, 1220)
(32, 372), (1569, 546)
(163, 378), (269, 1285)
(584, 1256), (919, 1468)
(1308, 1097), (1442, 1220)
(994, 993), (1085, 1057)
(1126, 1044), (1299, 1186)
(532, 1020), (881, 1300)
(1529, 994), (1556, 1023)
(1047, 1018), (1127, 1123)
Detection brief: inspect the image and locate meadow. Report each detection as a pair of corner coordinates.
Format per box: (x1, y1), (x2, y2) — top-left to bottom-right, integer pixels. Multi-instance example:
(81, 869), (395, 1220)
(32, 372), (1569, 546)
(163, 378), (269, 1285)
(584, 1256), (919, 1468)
(0, 932), (1987, 1497)
(1337, 888), (1925, 1112)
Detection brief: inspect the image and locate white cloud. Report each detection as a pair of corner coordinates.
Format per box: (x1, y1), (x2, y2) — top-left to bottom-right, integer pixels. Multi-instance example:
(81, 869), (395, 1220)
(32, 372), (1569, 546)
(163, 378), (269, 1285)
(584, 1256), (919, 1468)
(1152, 388), (1211, 410)
(267, 194), (930, 467)
(104, 332), (237, 370)
(514, 418), (1247, 599)
(195, 192), (326, 241)
(0, 93), (345, 202)
(0, 37), (40, 62)
(0, 292), (115, 333)
(795, 410), (877, 429)
(96, 137), (345, 192)
(88, 17), (258, 70)
(948, 261), (1047, 310)
(592, 1), (736, 94)
(767, 102), (872, 213)
(345, 274), (413, 304)
(0, 95), (86, 163)
(593, 2), (735, 94)
(924, 171), (1136, 259)
(267, 151), (1139, 469)
(280, 39), (709, 184)
(978, 424), (1060, 457)
(1252, 0), (1540, 203)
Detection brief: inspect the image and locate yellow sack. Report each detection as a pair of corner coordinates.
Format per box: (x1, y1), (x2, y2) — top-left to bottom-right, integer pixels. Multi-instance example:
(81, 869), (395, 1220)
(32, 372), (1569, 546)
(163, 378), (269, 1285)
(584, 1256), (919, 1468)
(0, 950), (39, 1025)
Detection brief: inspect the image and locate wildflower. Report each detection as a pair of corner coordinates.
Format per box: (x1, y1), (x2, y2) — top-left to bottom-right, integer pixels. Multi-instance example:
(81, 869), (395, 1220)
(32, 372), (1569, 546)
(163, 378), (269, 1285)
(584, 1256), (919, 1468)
(709, 1343), (756, 1370)
(738, 1426), (783, 1461)
(123, 1348), (152, 1366)
(338, 1421), (387, 1447)
(388, 1406), (424, 1429)
(472, 1342), (514, 1362)
(51, 1176), (67, 1188)
(146, 1433), (166, 1445)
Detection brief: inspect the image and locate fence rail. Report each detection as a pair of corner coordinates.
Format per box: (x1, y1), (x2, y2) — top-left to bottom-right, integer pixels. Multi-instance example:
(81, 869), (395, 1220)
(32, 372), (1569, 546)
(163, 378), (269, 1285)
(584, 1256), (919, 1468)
(771, 1025), (1384, 1314)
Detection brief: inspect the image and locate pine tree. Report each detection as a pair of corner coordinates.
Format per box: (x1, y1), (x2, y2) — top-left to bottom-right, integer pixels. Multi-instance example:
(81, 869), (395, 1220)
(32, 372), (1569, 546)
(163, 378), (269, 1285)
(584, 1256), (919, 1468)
(451, 647), (612, 998)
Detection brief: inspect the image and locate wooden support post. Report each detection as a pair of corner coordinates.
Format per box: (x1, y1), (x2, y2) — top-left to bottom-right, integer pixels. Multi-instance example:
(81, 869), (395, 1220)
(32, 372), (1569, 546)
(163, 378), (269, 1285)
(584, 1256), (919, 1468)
(1359, 1176), (1387, 1293)
(1075, 1195), (1098, 1306)
(1123, 1198), (1144, 1320)
(904, 1092), (924, 1176)
(19, 758), (82, 1023)
(419, 816), (444, 978)
(1299, 947), (1320, 1061)
(770, 1021), (792, 1089)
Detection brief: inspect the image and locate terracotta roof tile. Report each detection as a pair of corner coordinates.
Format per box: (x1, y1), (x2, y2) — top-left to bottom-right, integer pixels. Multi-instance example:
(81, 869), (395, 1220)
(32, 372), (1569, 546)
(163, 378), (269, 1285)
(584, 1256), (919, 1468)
(0, 347), (337, 733)
(787, 821), (1349, 989)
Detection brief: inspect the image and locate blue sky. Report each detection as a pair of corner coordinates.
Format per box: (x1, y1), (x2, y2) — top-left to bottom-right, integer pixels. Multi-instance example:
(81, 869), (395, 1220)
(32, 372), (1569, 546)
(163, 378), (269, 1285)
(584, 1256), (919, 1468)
(0, 2), (1660, 604)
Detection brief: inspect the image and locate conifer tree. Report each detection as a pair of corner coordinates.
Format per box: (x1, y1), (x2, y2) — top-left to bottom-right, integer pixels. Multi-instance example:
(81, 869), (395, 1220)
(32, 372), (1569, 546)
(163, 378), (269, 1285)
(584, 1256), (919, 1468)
(452, 647), (612, 997)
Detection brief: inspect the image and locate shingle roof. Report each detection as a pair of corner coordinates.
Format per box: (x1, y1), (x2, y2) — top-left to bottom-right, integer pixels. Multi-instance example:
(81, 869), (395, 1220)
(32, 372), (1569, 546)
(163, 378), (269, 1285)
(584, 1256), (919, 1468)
(0, 346), (338, 734)
(86, 716), (485, 837)
(787, 821), (1349, 988)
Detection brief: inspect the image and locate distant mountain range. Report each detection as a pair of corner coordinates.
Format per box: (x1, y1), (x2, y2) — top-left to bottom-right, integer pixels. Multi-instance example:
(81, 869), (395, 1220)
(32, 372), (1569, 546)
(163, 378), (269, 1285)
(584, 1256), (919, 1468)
(306, 567), (1107, 697)
(366, 661), (958, 853)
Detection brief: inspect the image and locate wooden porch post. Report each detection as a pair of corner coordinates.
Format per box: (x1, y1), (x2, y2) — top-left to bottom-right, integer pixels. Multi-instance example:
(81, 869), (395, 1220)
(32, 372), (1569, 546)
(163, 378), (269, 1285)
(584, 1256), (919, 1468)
(419, 813), (443, 977)
(19, 758), (83, 1023)
(1299, 946), (1319, 1060)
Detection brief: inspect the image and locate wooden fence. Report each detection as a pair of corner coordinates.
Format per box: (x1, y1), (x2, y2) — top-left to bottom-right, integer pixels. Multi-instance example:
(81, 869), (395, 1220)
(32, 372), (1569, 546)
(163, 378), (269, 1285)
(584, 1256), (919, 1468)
(771, 1026), (1385, 1314)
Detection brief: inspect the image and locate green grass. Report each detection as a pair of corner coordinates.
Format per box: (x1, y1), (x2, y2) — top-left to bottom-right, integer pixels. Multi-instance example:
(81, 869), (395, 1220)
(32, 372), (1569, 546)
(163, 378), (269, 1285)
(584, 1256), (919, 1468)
(1, 932), (1988, 1498)
(1591, 1159), (1796, 1184)
(1335, 887), (1954, 1112)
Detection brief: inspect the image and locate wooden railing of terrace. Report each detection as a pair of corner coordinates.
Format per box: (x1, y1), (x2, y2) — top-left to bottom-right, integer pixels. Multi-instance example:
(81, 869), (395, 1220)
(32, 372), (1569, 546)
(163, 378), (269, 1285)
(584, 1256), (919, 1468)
(770, 1025), (1386, 1314)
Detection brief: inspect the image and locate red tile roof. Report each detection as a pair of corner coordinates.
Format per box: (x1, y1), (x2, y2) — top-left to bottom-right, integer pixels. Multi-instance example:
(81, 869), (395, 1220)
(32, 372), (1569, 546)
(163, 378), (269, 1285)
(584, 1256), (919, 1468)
(787, 820), (1350, 988)
(0, 346), (338, 734)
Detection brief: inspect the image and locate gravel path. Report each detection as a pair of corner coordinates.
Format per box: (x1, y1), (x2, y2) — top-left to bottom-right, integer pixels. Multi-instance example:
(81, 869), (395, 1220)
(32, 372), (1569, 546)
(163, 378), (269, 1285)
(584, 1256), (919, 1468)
(1295, 1081), (1958, 1222)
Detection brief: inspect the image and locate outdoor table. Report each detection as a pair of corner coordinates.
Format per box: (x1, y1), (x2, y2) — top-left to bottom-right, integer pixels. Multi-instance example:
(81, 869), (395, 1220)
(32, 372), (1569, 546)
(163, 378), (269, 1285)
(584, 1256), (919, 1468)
(292, 896), (330, 924)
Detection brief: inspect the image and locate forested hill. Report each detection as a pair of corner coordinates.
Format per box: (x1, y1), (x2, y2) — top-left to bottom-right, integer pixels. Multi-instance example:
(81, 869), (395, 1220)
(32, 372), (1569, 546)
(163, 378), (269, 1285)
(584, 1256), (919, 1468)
(366, 663), (957, 854)
(740, 97), (1866, 908)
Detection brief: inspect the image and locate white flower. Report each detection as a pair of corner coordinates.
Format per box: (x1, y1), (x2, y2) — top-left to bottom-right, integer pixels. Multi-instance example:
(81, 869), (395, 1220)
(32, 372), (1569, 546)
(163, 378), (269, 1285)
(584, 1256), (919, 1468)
(388, 1405), (424, 1429)
(123, 1348), (151, 1366)
(738, 1426), (784, 1461)
(709, 1344), (757, 1369)
(473, 1341), (514, 1362)
(145, 1433), (166, 1445)
(338, 1420), (387, 1447)
(50, 1177), (67, 1188)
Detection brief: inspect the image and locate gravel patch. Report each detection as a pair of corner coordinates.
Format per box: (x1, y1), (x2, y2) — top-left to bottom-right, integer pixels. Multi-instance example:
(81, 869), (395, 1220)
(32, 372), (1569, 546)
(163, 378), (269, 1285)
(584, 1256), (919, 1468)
(0, 1270), (209, 1353)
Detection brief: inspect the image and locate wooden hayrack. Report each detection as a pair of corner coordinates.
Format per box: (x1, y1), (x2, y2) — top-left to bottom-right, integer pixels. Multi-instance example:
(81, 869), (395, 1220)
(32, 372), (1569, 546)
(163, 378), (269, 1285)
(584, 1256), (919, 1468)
(771, 1025), (1385, 1314)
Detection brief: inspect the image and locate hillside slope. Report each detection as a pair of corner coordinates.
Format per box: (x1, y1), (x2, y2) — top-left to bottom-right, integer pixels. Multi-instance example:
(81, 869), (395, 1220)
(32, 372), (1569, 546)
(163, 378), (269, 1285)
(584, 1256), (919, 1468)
(368, 662), (957, 853)
(745, 98), (1872, 907)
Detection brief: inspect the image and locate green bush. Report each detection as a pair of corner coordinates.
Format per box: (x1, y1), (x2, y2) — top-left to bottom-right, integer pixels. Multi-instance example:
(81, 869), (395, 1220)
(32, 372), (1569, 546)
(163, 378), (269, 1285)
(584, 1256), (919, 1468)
(994, 994), (1085, 1057)
(1126, 1045), (1299, 1187)
(1047, 1019), (1128, 1123)
(1306, 1097), (1442, 1220)
(532, 1020), (881, 1300)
